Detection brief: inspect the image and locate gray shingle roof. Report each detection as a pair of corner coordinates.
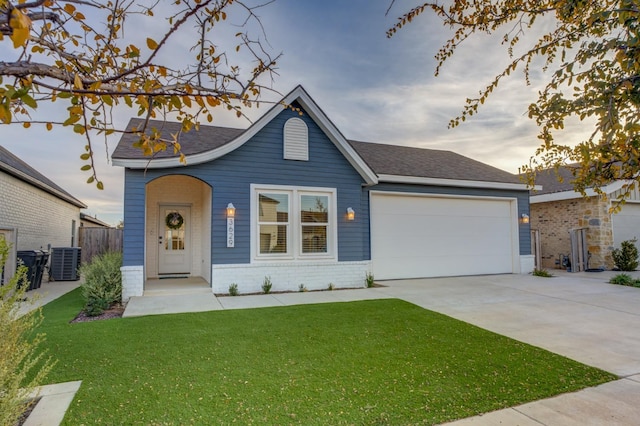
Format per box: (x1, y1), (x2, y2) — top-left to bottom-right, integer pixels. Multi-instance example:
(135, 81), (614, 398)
(111, 118), (244, 160)
(0, 145), (86, 208)
(526, 167), (577, 195)
(112, 118), (522, 185)
(348, 140), (522, 184)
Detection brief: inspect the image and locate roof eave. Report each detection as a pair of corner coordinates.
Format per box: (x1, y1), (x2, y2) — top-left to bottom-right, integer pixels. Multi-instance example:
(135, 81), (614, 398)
(378, 174), (533, 191)
(530, 180), (628, 203)
(0, 163), (87, 208)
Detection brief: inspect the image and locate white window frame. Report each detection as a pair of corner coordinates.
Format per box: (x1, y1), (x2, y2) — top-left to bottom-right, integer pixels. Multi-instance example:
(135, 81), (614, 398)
(251, 184), (337, 262)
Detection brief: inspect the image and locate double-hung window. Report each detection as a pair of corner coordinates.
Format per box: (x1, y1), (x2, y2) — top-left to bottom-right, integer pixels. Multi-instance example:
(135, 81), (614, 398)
(253, 185), (336, 260)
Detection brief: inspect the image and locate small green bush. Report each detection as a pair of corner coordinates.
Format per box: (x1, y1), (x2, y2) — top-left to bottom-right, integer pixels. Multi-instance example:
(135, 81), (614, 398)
(298, 284), (308, 292)
(532, 268), (553, 277)
(609, 273), (640, 287)
(79, 251), (123, 316)
(228, 283), (238, 296)
(328, 282), (335, 291)
(612, 239), (639, 271)
(262, 276), (272, 294)
(365, 272), (374, 288)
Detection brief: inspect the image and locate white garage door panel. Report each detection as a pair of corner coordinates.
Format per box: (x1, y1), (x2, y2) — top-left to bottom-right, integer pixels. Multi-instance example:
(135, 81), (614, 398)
(371, 194), (515, 280)
(612, 203), (640, 247)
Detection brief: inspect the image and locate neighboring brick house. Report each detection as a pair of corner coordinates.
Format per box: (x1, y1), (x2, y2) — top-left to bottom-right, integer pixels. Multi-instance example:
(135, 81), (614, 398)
(0, 145), (87, 282)
(529, 167), (640, 270)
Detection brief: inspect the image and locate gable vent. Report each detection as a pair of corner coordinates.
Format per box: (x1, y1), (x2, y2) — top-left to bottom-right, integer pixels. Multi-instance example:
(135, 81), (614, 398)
(283, 117), (309, 161)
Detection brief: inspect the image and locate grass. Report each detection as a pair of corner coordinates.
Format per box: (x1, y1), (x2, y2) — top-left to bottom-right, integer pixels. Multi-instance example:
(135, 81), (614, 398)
(532, 268), (554, 277)
(609, 273), (640, 287)
(36, 290), (614, 425)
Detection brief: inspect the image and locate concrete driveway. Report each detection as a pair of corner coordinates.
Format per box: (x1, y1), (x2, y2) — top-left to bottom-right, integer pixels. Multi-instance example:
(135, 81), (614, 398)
(375, 271), (640, 425)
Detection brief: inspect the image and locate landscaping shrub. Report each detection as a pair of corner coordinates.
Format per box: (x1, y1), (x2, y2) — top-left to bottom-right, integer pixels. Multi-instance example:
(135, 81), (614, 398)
(79, 252), (123, 316)
(612, 239), (639, 271)
(228, 283), (238, 296)
(609, 273), (640, 287)
(365, 272), (374, 288)
(532, 268), (553, 277)
(262, 276), (272, 294)
(0, 238), (53, 426)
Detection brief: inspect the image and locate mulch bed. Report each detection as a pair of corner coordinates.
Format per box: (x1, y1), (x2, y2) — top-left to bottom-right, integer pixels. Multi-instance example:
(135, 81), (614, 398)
(70, 305), (125, 323)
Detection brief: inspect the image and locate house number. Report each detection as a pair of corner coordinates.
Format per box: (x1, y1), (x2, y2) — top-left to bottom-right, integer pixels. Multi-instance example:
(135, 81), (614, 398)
(227, 218), (235, 248)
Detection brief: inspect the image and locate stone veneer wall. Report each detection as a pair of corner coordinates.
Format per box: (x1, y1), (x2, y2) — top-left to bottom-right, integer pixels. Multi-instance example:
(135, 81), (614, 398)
(530, 196), (613, 270)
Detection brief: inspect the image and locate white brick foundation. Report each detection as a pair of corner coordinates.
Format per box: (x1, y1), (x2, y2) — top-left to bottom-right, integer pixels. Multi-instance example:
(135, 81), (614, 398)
(520, 255), (535, 274)
(211, 261), (371, 294)
(121, 265), (144, 301)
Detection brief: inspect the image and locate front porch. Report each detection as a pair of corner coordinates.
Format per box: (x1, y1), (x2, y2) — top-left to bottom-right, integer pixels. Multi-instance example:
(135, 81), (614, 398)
(144, 276), (211, 296)
(123, 276), (220, 318)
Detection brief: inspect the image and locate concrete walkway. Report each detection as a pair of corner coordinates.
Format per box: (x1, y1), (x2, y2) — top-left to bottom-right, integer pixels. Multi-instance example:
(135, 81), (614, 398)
(30, 271), (640, 424)
(18, 279), (82, 317)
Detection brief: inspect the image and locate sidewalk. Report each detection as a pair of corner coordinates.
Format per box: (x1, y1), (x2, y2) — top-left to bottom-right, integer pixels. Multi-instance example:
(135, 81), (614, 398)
(17, 279), (82, 317)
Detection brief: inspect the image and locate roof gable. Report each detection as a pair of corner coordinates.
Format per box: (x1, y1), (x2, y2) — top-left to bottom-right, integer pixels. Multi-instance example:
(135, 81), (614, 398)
(0, 145), (86, 208)
(112, 86), (378, 185)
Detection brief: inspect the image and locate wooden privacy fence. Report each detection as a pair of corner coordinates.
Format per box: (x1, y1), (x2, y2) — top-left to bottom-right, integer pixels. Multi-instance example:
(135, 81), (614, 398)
(79, 227), (123, 263)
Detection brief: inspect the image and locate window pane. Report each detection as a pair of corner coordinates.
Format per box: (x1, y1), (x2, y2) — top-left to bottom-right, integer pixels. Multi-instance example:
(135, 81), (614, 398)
(301, 195), (328, 223)
(302, 225), (327, 253)
(259, 193), (289, 223)
(259, 225), (288, 254)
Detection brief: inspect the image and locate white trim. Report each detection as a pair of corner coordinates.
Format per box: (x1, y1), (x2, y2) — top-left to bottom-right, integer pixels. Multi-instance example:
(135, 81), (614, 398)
(250, 184), (338, 262)
(530, 180), (630, 204)
(377, 174), (535, 191)
(112, 86), (379, 185)
(369, 191), (521, 276)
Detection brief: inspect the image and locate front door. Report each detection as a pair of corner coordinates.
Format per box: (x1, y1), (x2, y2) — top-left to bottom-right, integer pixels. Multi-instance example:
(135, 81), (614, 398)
(158, 205), (191, 275)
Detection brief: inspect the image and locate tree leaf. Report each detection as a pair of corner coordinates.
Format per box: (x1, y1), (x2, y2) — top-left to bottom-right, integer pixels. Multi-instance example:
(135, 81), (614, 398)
(147, 38), (158, 50)
(9, 9), (31, 48)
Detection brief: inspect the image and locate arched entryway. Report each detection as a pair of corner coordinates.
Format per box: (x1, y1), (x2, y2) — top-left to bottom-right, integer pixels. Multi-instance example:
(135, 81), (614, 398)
(145, 175), (212, 286)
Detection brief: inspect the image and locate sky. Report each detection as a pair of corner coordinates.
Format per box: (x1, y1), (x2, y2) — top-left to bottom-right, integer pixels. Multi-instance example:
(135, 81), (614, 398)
(0, 0), (590, 226)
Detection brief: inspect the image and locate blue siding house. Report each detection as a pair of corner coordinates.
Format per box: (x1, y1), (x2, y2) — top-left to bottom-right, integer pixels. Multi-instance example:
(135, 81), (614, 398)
(113, 86), (533, 300)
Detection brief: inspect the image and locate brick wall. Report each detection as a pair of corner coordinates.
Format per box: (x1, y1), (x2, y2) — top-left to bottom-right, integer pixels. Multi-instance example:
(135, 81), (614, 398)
(531, 196), (613, 270)
(0, 172), (81, 251)
(211, 261), (371, 294)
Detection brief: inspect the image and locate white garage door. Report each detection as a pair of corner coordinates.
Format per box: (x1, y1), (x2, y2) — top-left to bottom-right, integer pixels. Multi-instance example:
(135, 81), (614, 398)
(612, 203), (640, 247)
(370, 193), (517, 280)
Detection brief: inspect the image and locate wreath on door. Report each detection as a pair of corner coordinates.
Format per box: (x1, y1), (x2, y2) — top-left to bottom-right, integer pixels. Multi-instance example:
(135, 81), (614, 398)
(165, 212), (184, 230)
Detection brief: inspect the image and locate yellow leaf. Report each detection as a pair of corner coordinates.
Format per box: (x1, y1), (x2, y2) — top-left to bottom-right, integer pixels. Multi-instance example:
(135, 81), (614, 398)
(147, 38), (158, 50)
(9, 9), (31, 48)
(74, 74), (83, 90)
(23, 122), (30, 128)
(63, 3), (76, 14)
(46, 122), (52, 131)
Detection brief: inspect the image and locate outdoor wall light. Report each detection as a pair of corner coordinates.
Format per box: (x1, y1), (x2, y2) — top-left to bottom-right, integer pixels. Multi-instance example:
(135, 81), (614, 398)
(347, 207), (355, 221)
(521, 213), (530, 224)
(226, 203), (236, 218)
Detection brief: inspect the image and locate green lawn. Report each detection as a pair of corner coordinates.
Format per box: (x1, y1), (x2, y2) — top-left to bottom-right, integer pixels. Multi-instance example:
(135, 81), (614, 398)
(36, 289), (614, 425)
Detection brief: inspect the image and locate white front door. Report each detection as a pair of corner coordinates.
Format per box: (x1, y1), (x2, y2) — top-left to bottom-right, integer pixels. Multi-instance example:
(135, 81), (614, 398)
(158, 205), (191, 275)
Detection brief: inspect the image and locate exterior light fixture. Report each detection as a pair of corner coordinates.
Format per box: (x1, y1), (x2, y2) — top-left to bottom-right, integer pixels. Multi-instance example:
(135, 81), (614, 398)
(347, 207), (355, 221)
(226, 203), (236, 218)
(521, 213), (530, 224)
